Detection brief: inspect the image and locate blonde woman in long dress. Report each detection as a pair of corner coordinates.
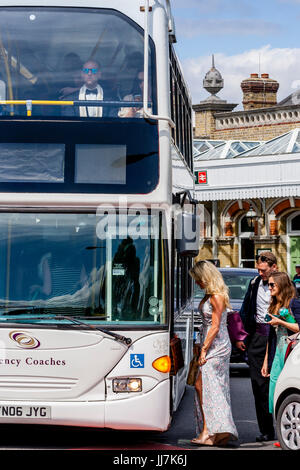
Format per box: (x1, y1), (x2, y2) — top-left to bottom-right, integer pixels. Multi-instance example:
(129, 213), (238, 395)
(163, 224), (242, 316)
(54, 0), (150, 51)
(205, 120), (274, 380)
(189, 260), (238, 446)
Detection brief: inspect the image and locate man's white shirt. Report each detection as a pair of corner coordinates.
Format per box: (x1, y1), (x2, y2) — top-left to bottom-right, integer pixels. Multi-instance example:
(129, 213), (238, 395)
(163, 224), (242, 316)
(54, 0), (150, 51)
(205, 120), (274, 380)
(256, 280), (271, 323)
(78, 84), (103, 117)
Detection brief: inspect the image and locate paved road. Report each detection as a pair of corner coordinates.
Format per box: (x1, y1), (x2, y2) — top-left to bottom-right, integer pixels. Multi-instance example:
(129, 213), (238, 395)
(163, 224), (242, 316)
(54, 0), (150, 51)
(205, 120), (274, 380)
(154, 364), (280, 451)
(0, 364), (280, 452)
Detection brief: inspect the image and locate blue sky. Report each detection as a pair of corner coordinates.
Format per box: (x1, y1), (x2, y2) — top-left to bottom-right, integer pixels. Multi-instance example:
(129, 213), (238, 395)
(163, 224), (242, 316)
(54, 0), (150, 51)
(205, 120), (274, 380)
(171, 0), (300, 107)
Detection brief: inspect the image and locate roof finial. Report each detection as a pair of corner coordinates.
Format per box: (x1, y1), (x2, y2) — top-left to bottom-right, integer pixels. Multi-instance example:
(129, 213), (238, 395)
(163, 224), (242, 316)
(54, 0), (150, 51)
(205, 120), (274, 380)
(203, 55), (224, 97)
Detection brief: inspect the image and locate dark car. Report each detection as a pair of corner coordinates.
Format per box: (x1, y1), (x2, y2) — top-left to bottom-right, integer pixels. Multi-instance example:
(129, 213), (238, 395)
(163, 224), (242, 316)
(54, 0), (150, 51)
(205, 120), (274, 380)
(193, 267), (257, 363)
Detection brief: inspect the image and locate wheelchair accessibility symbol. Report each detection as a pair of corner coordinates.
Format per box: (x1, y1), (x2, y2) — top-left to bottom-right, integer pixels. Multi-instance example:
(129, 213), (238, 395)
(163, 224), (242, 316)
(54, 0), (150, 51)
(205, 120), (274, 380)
(130, 354), (145, 368)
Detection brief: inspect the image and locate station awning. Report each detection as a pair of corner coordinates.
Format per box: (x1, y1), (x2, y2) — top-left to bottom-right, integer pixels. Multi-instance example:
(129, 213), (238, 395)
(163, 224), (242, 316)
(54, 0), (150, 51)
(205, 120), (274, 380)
(172, 147), (195, 192)
(194, 153), (300, 201)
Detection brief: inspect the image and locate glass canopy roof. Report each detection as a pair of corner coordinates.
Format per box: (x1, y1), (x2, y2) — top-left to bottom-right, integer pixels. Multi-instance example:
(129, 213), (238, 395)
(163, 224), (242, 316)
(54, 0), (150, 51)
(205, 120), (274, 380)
(237, 128), (300, 157)
(193, 139), (224, 158)
(194, 139), (224, 153)
(193, 128), (300, 162)
(194, 139), (262, 161)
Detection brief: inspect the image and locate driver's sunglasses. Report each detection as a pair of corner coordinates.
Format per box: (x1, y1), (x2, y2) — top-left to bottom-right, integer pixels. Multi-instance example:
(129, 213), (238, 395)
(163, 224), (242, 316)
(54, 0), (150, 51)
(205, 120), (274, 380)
(82, 68), (99, 74)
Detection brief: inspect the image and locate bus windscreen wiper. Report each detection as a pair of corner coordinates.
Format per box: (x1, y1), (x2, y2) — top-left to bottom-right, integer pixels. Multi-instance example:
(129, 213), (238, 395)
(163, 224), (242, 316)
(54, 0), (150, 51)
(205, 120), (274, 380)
(0, 312), (132, 346)
(56, 315), (132, 346)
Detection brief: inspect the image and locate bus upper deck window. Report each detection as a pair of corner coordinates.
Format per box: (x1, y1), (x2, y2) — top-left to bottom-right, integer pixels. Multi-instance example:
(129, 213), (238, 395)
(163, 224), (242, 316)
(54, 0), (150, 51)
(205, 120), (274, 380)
(0, 7), (156, 118)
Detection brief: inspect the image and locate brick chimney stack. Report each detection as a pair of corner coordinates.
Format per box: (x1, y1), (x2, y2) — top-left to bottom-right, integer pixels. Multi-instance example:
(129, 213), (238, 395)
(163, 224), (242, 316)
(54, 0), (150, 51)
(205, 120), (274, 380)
(241, 73), (279, 110)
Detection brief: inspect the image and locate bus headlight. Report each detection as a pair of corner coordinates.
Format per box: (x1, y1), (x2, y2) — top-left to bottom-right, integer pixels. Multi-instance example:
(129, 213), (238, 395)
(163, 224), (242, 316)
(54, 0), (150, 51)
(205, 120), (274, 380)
(112, 378), (142, 393)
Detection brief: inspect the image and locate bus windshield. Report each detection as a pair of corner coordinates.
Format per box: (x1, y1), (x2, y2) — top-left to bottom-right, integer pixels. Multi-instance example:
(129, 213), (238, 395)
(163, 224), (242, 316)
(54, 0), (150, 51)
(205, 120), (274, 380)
(0, 7), (155, 118)
(0, 212), (166, 326)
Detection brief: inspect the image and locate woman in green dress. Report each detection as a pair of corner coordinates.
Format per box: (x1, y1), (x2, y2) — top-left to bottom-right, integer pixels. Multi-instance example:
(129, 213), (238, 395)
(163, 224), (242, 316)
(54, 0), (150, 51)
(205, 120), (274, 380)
(261, 272), (300, 414)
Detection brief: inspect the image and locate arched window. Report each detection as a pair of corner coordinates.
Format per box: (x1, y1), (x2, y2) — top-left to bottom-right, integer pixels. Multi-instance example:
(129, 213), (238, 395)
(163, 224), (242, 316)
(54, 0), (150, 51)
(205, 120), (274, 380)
(240, 216), (254, 234)
(291, 215), (300, 232)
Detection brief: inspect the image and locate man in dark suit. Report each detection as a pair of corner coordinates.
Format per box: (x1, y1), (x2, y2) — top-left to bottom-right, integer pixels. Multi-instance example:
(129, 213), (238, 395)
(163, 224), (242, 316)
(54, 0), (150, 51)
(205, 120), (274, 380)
(62, 59), (116, 117)
(293, 264), (300, 297)
(237, 252), (278, 442)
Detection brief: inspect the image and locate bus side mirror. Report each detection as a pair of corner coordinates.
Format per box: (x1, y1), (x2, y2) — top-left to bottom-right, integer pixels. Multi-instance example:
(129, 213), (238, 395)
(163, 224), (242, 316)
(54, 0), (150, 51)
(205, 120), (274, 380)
(176, 212), (200, 256)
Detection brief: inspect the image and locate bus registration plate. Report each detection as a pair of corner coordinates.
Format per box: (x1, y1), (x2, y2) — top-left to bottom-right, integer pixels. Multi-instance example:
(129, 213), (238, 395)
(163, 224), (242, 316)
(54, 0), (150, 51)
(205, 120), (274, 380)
(0, 405), (51, 419)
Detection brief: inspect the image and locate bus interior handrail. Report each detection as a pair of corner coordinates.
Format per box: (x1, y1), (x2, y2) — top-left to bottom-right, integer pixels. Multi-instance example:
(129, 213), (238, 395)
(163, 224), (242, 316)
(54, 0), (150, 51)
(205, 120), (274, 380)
(0, 99), (153, 117)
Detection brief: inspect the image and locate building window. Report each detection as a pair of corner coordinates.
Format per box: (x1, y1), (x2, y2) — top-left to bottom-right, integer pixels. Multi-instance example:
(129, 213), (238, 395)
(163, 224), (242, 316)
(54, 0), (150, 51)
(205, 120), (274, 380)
(287, 212), (300, 277)
(239, 215), (255, 268)
(291, 215), (300, 232)
(241, 216), (255, 233)
(240, 239), (255, 268)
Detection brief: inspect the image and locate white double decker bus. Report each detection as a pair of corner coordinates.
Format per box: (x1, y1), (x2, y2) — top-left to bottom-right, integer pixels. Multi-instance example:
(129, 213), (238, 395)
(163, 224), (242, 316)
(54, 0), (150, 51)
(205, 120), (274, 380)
(0, 0), (196, 431)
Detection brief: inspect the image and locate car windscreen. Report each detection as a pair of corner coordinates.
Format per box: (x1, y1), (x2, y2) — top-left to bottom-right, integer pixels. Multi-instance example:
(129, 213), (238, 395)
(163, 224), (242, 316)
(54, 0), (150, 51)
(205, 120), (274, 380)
(222, 272), (255, 300)
(194, 270), (256, 301)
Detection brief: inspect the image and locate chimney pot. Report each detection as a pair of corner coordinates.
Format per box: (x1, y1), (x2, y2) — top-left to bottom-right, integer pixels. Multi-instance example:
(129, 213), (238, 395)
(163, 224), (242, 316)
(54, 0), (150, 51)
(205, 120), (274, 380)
(241, 72), (279, 110)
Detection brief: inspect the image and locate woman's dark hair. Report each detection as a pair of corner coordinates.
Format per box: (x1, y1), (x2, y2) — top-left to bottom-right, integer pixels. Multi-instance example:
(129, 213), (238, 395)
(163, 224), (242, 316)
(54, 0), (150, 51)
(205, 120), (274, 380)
(268, 271), (296, 315)
(130, 71), (143, 96)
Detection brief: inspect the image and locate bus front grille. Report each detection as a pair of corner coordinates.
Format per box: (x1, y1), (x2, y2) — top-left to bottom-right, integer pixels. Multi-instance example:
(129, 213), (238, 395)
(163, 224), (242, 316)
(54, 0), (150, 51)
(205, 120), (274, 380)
(0, 376), (78, 391)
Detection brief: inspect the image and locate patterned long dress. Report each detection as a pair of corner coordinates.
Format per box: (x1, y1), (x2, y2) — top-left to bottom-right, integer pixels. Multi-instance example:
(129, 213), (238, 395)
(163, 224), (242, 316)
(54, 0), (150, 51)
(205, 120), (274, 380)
(195, 298), (238, 440)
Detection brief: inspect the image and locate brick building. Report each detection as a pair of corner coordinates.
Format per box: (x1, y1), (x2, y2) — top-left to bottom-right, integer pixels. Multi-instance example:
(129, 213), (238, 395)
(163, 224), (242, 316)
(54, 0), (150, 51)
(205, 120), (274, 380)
(192, 60), (300, 274)
(193, 59), (300, 142)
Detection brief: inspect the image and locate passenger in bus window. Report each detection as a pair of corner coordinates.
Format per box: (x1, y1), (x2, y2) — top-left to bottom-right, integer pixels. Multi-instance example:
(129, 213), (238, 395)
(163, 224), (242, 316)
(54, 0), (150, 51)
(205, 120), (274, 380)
(15, 48), (53, 115)
(112, 237), (140, 321)
(62, 59), (116, 118)
(118, 71), (152, 118)
(117, 51), (143, 98)
(58, 53), (83, 99)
